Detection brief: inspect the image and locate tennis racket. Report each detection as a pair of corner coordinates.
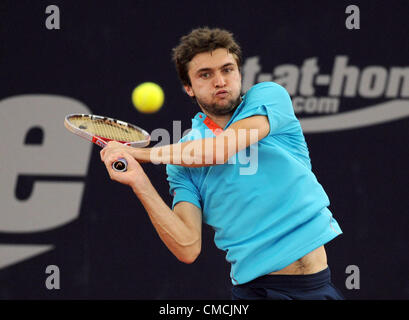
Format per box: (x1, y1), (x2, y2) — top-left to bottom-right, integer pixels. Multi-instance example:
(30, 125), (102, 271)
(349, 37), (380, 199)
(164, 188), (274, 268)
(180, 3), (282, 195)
(64, 114), (150, 172)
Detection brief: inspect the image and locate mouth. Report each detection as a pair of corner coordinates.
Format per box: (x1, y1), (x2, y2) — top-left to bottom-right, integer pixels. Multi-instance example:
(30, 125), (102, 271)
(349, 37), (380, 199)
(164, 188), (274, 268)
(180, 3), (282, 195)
(215, 90), (229, 98)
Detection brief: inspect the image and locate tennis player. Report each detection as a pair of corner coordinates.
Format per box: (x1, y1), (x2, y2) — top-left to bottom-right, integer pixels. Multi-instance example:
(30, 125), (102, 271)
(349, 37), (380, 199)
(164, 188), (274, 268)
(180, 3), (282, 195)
(100, 27), (344, 300)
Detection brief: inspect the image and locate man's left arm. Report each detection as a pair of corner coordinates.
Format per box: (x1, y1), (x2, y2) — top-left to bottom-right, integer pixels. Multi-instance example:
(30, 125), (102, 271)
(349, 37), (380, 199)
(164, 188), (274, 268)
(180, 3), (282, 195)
(101, 115), (269, 167)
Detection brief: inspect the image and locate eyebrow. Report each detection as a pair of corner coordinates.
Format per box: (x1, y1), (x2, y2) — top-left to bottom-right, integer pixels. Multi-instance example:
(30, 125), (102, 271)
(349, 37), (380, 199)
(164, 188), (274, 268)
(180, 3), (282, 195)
(195, 62), (236, 75)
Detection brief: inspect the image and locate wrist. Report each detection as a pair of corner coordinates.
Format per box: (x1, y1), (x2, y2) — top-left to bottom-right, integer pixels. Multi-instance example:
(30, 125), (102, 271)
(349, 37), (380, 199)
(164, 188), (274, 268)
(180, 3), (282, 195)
(130, 176), (151, 196)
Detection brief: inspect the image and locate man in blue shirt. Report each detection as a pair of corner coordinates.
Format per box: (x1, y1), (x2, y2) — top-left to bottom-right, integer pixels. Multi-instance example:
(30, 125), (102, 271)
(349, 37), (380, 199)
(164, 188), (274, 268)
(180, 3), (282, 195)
(100, 27), (343, 299)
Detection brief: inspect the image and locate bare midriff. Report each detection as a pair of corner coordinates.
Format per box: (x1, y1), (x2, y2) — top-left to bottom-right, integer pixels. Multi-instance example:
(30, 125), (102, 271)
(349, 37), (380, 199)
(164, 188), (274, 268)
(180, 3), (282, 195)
(268, 246), (328, 275)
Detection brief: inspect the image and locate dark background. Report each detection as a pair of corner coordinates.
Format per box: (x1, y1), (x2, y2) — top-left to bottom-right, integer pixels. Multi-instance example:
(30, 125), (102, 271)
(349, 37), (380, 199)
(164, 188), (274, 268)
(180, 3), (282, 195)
(0, 0), (408, 300)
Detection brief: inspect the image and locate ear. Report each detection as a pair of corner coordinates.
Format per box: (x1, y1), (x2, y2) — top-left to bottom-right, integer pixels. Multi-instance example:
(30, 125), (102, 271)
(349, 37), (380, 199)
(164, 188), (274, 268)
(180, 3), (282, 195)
(184, 85), (195, 98)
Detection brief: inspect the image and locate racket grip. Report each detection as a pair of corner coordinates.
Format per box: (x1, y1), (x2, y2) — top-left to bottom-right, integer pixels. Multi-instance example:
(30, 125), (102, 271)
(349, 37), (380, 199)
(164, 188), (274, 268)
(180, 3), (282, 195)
(112, 158), (128, 172)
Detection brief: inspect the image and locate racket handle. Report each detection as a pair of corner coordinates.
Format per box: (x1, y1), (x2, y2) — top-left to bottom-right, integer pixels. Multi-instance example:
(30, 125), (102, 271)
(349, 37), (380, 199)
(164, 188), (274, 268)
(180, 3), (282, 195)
(112, 158), (128, 172)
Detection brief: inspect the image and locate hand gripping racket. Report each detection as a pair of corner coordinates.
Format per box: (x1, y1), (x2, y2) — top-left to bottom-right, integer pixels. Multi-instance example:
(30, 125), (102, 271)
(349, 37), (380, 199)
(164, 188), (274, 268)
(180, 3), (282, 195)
(64, 114), (150, 172)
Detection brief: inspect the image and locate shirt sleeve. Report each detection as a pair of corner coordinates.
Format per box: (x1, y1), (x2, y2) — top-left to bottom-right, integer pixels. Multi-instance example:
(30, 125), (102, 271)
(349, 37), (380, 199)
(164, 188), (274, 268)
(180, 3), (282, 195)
(232, 82), (299, 136)
(166, 164), (202, 210)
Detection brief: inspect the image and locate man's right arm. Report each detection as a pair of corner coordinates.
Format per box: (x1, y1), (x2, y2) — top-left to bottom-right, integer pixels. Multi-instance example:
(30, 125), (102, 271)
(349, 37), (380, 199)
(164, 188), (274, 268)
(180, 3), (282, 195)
(101, 150), (202, 264)
(134, 182), (202, 264)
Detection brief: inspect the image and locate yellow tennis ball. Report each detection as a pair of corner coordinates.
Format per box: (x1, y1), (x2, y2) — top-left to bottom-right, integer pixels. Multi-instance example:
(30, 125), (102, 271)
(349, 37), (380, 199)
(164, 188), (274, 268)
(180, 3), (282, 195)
(132, 82), (164, 113)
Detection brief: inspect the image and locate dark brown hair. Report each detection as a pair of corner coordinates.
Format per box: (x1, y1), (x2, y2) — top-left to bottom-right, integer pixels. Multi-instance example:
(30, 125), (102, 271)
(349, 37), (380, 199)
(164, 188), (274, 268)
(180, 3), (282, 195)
(172, 27), (242, 86)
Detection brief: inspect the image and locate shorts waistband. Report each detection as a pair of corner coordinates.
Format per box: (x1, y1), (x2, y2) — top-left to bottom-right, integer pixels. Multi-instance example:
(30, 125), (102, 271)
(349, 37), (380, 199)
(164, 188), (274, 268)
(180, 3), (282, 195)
(239, 267), (331, 290)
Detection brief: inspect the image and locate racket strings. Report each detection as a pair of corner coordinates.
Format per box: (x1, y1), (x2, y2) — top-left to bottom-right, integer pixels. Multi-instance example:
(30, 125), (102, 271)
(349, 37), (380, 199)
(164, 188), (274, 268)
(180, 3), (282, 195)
(69, 117), (146, 141)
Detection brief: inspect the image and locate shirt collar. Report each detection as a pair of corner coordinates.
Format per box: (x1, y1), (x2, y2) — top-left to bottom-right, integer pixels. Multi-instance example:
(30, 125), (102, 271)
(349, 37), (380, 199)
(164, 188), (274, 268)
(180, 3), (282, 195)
(192, 112), (223, 136)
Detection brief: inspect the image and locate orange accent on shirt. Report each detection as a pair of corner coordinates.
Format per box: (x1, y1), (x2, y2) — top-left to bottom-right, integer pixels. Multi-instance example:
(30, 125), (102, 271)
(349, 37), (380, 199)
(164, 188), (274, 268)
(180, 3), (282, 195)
(203, 117), (223, 136)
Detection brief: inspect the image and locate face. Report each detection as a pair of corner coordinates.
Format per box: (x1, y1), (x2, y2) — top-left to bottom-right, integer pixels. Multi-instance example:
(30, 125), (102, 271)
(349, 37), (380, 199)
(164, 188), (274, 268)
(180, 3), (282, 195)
(184, 48), (242, 117)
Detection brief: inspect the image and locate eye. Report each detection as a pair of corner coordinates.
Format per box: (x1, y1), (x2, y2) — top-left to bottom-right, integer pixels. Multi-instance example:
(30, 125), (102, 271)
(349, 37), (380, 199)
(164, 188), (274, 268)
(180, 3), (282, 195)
(223, 67), (233, 73)
(200, 72), (211, 79)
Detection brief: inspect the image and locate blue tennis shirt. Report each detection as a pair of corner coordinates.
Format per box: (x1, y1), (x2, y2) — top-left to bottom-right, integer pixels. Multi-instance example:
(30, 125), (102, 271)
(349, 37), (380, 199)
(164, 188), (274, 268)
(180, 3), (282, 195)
(166, 82), (342, 285)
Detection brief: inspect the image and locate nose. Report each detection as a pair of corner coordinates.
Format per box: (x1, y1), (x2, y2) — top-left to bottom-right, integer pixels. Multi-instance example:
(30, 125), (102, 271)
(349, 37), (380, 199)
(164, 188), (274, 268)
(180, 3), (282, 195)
(213, 71), (226, 88)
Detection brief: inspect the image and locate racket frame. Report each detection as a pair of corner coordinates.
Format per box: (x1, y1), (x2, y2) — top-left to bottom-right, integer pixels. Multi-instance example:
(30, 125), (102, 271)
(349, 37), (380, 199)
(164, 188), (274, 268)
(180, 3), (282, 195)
(64, 113), (150, 147)
(64, 113), (150, 172)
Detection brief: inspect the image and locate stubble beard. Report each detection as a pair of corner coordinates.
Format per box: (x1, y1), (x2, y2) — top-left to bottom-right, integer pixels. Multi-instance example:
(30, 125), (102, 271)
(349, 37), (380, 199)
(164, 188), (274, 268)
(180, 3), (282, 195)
(195, 93), (242, 117)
